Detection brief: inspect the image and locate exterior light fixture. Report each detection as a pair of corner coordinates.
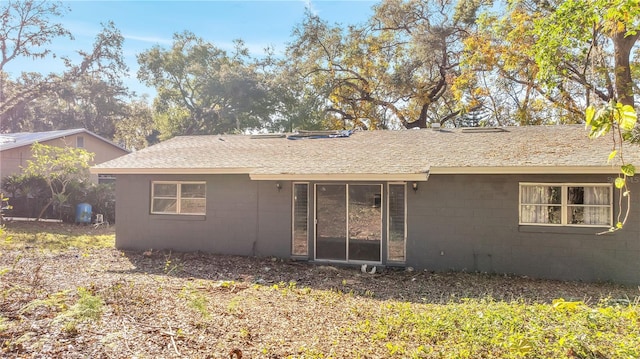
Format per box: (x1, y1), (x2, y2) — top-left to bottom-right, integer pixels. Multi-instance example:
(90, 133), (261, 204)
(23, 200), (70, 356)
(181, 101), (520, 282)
(412, 182), (418, 192)
(276, 182), (282, 191)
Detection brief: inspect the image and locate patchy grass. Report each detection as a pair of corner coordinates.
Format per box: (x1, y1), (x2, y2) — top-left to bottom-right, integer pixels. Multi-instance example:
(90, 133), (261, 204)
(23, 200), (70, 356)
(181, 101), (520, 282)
(0, 221), (114, 251)
(1, 223), (639, 358)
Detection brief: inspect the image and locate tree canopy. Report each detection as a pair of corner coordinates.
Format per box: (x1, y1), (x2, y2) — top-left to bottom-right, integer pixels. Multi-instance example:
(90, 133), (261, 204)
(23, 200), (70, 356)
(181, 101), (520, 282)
(23, 142), (94, 220)
(0, 0), (637, 145)
(137, 33), (275, 139)
(1, 0), (130, 139)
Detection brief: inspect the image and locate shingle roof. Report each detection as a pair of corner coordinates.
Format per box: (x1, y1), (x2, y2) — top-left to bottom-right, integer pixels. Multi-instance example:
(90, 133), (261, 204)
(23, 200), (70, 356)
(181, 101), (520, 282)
(91, 125), (640, 178)
(0, 128), (127, 152)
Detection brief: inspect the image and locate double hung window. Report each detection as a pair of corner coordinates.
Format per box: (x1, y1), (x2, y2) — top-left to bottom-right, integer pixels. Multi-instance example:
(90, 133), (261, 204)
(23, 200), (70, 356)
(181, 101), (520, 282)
(151, 181), (206, 215)
(519, 183), (612, 227)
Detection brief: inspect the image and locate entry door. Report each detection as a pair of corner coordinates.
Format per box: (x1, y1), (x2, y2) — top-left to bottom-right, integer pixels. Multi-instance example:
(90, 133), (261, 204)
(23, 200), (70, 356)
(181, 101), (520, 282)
(315, 184), (382, 262)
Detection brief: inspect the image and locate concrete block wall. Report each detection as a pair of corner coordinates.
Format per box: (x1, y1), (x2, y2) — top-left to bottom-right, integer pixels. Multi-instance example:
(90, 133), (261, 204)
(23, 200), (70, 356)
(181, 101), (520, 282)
(115, 174), (291, 257)
(407, 174), (640, 284)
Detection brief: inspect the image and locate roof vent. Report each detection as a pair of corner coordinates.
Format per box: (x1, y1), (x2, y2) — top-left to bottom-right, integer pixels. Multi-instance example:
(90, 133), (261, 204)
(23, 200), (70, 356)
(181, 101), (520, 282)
(461, 127), (508, 133)
(250, 134), (286, 139)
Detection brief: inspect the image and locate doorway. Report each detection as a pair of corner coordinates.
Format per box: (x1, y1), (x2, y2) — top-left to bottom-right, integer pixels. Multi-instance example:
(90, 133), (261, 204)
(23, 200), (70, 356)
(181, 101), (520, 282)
(315, 184), (382, 262)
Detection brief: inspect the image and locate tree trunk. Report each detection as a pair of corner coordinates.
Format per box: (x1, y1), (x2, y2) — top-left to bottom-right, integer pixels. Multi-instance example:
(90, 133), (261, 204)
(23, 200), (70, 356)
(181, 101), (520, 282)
(403, 103), (429, 129)
(36, 198), (54, 222)
(613, 29), (639, 107)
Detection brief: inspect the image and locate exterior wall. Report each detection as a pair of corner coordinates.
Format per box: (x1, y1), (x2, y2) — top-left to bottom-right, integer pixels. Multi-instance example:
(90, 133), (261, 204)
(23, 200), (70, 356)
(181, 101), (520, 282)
(0, 147), (27, 178)
(115, 174), (292, 258)
(0, 134), (128, 181)
(407, 174), (640, 284)
(114, 172), (639, 284)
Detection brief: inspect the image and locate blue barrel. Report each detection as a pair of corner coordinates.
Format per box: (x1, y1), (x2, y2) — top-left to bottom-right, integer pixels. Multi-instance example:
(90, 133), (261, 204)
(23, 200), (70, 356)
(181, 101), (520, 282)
(75, 203), (92, 224)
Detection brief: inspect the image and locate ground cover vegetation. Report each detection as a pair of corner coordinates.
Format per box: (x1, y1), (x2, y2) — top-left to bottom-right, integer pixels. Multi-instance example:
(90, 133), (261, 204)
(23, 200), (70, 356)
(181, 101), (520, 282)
(1, 222), (639, 358)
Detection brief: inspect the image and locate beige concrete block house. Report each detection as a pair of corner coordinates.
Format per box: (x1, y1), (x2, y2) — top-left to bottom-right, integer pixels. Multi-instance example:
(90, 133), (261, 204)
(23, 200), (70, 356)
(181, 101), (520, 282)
(92, 125), (640, 284)
(1, 128), (129, 183)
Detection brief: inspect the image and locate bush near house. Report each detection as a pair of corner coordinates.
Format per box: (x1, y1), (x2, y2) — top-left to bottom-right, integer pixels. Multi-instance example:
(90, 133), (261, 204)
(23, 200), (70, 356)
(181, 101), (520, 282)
(1, 175), (115, 223)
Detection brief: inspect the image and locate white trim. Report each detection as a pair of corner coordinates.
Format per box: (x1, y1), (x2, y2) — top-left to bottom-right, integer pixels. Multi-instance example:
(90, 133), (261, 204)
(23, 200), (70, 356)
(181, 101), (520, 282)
(251, 173), (430, 181)
(386, 182), (407, 263)
(151, 181), (206, 215)
(430, 166), (621, 174)
(313, 183), (383, 264)
(92, 168), (430, 180)
(92, 167), (252, 175)
(518, 182), (613, 228)
(93, 165), (622, 176)
(291, 182), (309, 257)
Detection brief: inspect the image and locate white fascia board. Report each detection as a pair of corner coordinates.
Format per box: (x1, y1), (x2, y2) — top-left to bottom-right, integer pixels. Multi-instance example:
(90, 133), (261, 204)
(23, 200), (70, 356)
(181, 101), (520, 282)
(429, 166), (621, 175)
(89, 167), (252, 175)
(249, 173), (430, 181)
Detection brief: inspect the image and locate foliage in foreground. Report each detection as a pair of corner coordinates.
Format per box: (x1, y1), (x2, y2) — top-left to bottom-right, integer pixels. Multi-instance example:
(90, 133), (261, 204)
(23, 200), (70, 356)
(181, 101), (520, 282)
(1, 225), (639, 358)
(347, 298), (639, 359)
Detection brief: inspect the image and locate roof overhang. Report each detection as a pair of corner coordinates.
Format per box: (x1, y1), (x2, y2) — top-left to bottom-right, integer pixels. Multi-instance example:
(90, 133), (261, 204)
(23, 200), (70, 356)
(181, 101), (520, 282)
(89, 167), (251, 175)
(90, 166), (430, 181)
(91, 165), (622, 177)
(249, 172), (430, 181)
(429, 166), (622, 174)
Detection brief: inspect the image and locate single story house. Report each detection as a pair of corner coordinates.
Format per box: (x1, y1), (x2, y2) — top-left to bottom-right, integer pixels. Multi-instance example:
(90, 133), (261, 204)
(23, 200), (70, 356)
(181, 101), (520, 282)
(0, 128), (129, 183)
(92, 125), (640, 284)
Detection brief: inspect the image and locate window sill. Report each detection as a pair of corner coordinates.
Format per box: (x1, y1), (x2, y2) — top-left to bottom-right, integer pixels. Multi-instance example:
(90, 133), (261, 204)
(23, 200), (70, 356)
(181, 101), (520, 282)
(150, 214), (206, 221)
(518, 225), (612, 235)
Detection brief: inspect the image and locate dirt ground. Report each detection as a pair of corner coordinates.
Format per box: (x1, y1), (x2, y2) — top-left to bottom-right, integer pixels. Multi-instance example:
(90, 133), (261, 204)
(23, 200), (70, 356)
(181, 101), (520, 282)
(1, 224), (639, 358)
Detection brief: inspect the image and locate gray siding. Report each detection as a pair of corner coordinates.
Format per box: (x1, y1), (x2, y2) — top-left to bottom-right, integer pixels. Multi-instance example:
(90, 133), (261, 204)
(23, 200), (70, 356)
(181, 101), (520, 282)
(115, 173), (640, 284)
(407, 174), (640, 284)
(115, 174), (291, 257)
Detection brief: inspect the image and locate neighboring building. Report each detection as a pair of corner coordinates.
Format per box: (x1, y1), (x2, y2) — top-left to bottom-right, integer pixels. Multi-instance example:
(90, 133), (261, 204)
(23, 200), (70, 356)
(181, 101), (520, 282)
(92, 126), (640, 284)
(0, 128), (129, 183)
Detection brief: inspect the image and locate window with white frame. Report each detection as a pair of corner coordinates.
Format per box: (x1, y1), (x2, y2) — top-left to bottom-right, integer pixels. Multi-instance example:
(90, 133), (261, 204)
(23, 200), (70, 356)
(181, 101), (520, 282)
(519, 183), (612, 227)
(151, 181), (206, 215)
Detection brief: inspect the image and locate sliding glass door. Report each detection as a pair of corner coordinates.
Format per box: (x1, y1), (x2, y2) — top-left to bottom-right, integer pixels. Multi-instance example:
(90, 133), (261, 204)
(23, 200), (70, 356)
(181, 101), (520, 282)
(315, 184), (382, 262)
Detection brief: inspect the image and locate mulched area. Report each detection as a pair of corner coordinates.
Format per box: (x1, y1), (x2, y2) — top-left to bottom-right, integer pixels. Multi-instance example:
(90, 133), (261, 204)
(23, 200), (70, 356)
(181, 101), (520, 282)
(1, 247), (638, 358)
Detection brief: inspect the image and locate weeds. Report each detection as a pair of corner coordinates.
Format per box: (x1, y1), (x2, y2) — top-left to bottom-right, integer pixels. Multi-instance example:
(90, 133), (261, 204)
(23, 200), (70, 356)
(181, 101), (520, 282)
(56, 287), (104, 334)
(347, 297), (640, 358)
(179, 283), (210, 320)
(163, 251), (182, 275)
(1, 222), (114, 251)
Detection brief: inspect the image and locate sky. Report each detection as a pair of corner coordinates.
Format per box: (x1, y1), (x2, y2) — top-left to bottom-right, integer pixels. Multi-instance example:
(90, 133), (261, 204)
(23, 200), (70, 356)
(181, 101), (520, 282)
(5, 0), (378, 97)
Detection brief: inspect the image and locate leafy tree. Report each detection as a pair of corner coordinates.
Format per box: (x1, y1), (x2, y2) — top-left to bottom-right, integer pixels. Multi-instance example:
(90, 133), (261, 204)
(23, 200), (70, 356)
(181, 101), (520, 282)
(114, 98), (155, 150)
(23, 142), (94, 221)
(286, 1), (485, 130)
(137, 32), (274, 138)
(530, 0), (639, 231)
(455, 1), (586, 126)
(0, 0), (130, 134)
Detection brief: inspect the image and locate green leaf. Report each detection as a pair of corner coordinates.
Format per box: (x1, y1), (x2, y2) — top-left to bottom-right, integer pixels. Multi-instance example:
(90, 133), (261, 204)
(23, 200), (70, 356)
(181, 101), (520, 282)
(614, 177), (626, 189)
(585, 105), (595, 126)
(617, 104), (637, 131)
(621, 164), (636, 177)
(607, 150), (618, 162)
